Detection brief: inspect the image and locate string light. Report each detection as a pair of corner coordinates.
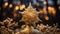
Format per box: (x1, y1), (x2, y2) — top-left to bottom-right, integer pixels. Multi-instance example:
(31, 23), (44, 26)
(43, 7), (47, 14)
(4, 2), (8, 8)
(48, 6), (52, 14)
(9, 4), (13, 8)
(43, 1), (47, 5)
(48, 6), (56, 16)
(15, 6), (19, 10)
(51, 7), (56, 16)
(20, 4), (25, 10)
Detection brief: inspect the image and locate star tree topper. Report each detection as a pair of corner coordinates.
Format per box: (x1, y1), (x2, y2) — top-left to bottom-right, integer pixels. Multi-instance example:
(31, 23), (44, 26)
(20, 3), (42, 25)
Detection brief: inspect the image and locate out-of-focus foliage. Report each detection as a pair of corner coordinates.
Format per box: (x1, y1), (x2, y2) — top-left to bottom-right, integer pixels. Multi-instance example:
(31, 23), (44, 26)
(0, 17), (60, 34)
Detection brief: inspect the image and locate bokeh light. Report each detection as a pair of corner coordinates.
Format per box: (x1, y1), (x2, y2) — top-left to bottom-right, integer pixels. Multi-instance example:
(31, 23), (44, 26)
(48, 6), (52, 14)
(15, 6), (19, 10)
(20, 4), (25, 10)
(43, 0), (47, 5)
(9, 4), (13, 8)
(48, 6), (56, 16)
(4, 2), (8, 8)
(51, 7), (56, 16)
(58, 6), (60, 10)
(43, 7), (47, 14)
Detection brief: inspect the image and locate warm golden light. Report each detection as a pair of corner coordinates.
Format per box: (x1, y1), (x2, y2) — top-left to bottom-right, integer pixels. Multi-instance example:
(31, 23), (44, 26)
(20, 4), (25, 10)
(58, 6), (60, 10)
(44, 1), (47, 5)
(15, 6), (19, 10)
(44, 16), (49, 20)
(43, 7), (47, 14)
(51, 7), (56, 16)
(48, 6), (56, 16)
(4, 2), (8, 7)
(48, 7), (52, 13)
(9, 4), (13, 8)
(20, 3), (41, 25)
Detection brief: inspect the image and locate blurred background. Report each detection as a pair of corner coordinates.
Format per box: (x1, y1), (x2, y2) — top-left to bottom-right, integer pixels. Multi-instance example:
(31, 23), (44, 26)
(0, 0), (60, 28)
